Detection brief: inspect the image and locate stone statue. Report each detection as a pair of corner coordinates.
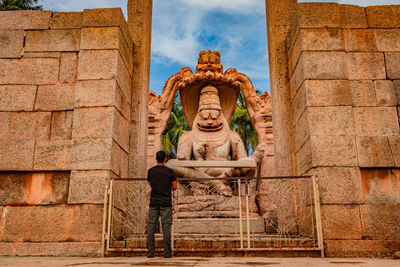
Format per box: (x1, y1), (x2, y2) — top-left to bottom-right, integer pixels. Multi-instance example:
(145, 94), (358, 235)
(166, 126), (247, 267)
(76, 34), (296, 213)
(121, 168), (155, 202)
(168, 84), (265, 196)
(147, 50), (273, 218)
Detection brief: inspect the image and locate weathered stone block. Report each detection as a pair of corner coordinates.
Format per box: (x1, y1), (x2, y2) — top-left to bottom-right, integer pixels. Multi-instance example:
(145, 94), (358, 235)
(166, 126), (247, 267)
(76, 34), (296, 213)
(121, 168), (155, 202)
(360, 204), (400, 240)
(294, 110), (309, 153)
(59, 52), (78, 83)
(0, 140), (35, 170)
(353, 107), (399, 136)
(0, 85), (36, 111)
(68, 170), (114, 204)
(0, 112), (51, 140)
(74, 80), (130, 119)
(34, 140), (73, 170)
(35, 84), (75, 111)
(0, 204), (103, 242)
(0, 11), (52, 30)
(305, 80), (352, 107)
(389, 136), (400, 167)
(350, 80), (376, 107)
(288, 29), (344, 76)
(311, 135), (358, 167)
(340, 5), (367, 29)
(385, 52), (400, 79)
(325, 240), (400, 258)
(360, 168), (400, 205)
(0, 30), (24, 58)
(82, 8), (132, 51)
(112, 109), (129, 152)
(50, 111), (73, 140)
(77, 50), (131, 100)
(0, 58), (59, 85)
(343, 29), (377, 52)
(297, 3), (341, 28)
(0, 172), (69, 205)
(50, 12), (83, 29)
(307, 106), (355, 136)
(111, 140), (128, 177)
(290, 52), (348, 99)
(321, 205), (362, 240)
(25, 29), (81, 52)
(291, 83), (306, 125)
(308, 167), (363, 205)
(394, 80), (400, 105)
(295, 138), (312, 175)
(357, 136), (394, 167)
(374, 80), (397, 107)
(366, 6), (400, 28)
(375, 29), (400, 52)
(347, 52), (386, 80)
(72, 107), (114, 140)
(72, 138), (113, 170)
(35, 112), (51, 140)
(80, 27), (133, 75)
(292, 80), (352, 124)
(0, 242), (102, 257)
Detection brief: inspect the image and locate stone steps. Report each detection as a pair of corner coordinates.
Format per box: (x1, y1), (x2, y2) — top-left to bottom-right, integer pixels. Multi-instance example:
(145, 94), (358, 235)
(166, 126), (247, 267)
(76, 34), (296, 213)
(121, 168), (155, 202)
(114, 233), (316, 249)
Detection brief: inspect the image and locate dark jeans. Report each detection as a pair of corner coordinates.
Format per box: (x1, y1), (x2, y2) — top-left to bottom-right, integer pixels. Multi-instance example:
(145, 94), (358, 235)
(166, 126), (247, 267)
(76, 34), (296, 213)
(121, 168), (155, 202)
(147, 206), (172, 258)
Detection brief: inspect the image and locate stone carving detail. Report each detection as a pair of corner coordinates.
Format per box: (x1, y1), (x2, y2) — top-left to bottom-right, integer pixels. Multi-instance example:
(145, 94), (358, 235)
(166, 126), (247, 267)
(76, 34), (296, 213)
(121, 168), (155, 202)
(147, 50), (274, 217)
(147, 51), (273, 169)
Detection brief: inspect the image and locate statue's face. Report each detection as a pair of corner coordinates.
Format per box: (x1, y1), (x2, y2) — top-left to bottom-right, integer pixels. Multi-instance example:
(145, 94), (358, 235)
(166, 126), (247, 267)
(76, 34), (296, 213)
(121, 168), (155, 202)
(196, 109), (224, 132)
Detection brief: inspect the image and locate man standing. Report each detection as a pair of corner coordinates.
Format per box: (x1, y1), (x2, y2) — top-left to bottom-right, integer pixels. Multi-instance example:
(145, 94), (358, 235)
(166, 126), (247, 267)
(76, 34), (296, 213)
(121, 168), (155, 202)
(147, 151), (177, 258)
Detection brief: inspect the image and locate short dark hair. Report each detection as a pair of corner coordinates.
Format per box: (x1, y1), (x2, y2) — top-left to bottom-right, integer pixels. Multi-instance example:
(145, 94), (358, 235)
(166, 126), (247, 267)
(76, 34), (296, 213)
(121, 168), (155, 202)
(156, 150), (167, 163)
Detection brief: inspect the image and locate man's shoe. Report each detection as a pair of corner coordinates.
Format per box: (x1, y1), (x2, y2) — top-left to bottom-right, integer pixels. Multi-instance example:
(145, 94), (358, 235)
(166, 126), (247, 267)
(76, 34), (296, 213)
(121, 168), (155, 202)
(147, 255), (154, 258)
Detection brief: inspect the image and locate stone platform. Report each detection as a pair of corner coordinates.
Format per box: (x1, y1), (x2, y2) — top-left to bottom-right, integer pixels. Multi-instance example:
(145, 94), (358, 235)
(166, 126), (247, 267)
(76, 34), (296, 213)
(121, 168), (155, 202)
(173, 217), (265, 233)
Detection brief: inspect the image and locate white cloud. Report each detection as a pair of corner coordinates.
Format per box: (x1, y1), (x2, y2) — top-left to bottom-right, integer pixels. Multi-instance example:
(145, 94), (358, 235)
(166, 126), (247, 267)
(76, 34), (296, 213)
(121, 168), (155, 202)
(180, 0), (264, 14)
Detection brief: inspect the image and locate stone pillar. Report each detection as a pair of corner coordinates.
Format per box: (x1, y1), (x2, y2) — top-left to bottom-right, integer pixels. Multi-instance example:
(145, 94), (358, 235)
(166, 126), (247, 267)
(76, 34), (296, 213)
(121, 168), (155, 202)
(127, 0), (153, 177)
(265, 0), (298, 176)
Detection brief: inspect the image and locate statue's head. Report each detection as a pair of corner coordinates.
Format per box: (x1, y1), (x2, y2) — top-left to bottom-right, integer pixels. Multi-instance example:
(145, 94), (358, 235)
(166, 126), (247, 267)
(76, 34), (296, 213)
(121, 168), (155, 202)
(194, 85), (227, 132)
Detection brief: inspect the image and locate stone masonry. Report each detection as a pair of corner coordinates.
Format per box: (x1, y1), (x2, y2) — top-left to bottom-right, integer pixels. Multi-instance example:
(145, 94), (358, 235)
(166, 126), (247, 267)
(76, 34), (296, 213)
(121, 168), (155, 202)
(0, 9), (133, 256)
(285, 3), (400, 257)
(0, 0), (400, 258)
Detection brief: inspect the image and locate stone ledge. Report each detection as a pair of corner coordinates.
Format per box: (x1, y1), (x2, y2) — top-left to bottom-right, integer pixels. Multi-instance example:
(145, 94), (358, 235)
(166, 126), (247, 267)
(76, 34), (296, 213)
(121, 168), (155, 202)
(82, 8), (133, 51)
(0, 242), (101, 256)
(324, 239), (400, 258)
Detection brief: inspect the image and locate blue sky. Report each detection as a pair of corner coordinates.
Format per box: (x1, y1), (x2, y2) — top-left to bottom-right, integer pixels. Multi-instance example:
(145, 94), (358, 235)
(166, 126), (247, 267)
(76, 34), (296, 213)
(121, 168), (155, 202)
(43, 0), (400, 94)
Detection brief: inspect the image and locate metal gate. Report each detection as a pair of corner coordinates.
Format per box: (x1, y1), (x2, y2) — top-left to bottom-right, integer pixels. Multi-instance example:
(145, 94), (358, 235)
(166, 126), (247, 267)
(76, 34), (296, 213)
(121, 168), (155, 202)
(102, 176), (324, 257)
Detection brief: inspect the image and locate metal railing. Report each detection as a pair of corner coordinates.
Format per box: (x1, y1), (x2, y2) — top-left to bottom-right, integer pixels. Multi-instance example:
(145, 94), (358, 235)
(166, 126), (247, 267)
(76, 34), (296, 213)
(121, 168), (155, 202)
(102, 175), (324, 257)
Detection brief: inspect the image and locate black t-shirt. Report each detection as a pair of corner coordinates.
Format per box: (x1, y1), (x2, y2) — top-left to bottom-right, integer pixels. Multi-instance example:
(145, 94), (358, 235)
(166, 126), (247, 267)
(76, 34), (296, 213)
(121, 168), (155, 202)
(147, 165), (176, 207)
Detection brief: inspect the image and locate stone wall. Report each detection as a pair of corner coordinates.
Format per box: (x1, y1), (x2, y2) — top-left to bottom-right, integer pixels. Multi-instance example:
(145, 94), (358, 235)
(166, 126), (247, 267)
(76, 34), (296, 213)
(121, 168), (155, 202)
(0, 9), (133, 256)
(286, 3), (400, 257)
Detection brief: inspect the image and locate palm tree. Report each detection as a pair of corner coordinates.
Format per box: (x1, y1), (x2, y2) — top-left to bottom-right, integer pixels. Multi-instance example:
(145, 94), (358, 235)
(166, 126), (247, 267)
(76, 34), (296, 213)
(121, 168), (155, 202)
(230, 91), (260, 156)
(0, 0), (42, 11)
(162, 97), (190, 158)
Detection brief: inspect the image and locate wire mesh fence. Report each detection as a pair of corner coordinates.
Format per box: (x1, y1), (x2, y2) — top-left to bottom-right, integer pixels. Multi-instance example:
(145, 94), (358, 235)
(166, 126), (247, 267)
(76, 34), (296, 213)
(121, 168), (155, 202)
(102, 176), (323, 255)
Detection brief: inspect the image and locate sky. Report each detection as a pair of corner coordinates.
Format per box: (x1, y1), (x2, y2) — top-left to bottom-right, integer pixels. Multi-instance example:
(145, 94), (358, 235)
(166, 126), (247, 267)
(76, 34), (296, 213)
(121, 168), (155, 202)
(42, 0), (400, 95)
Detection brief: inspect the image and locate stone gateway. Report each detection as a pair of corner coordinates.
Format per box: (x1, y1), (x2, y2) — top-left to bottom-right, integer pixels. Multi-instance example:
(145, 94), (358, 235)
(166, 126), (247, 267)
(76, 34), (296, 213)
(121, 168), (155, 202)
(0, 0), (399, 258)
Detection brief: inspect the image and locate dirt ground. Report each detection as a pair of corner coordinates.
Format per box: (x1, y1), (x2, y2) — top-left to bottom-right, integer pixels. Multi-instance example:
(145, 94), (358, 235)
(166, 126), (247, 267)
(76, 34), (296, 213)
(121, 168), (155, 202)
(0, 257), (400, 267)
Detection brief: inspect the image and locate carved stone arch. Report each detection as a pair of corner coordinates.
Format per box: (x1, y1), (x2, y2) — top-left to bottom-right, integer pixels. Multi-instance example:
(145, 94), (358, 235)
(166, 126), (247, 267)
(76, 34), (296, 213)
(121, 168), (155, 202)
(147, 51), (273, 171)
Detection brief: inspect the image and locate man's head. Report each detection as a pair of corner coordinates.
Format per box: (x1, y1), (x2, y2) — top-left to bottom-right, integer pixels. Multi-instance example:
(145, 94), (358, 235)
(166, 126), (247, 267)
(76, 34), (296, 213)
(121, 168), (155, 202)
(156, 150), (167, 163)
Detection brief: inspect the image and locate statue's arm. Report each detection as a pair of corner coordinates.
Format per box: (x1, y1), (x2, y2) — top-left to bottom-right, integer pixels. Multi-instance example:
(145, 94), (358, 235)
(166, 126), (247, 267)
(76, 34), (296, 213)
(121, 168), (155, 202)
(176, 131), (192, 160)
(230, 131), (247, 160)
